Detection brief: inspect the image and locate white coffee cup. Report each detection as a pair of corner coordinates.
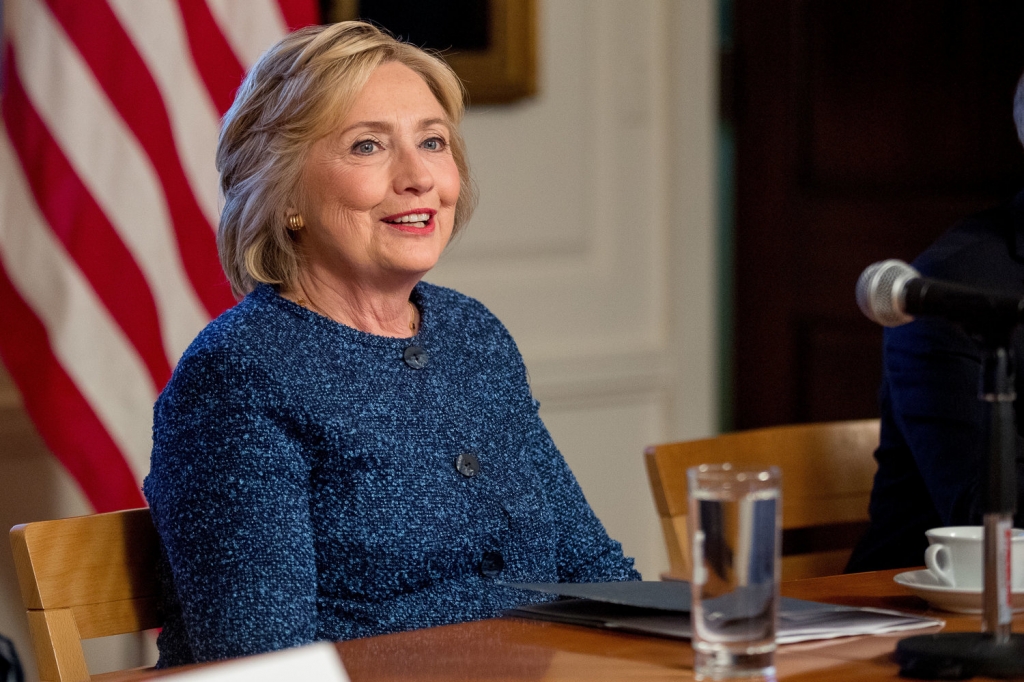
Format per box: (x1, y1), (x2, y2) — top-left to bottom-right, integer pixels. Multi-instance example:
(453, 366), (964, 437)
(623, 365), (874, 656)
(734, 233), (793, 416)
(924, 526), (1024, 590)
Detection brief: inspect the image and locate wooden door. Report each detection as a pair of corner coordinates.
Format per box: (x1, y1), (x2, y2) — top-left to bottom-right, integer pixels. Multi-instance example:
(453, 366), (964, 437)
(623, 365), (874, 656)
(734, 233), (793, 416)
(733, 0), (1024, 428)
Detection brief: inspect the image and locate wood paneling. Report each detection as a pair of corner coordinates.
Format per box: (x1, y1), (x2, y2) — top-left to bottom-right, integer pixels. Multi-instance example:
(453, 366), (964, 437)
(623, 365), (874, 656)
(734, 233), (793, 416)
(733, 0), (1024, 428)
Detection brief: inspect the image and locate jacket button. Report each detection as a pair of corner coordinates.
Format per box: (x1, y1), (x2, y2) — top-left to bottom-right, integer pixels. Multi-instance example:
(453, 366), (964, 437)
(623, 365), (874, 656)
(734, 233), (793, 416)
(403, 345), (429, 369)
(480, 551), (504, 578)
(455, 452), (480, 478)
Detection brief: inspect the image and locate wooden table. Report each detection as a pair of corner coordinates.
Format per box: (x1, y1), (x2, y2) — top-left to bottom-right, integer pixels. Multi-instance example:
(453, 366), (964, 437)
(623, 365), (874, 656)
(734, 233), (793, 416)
(104, 569), (1024, 681)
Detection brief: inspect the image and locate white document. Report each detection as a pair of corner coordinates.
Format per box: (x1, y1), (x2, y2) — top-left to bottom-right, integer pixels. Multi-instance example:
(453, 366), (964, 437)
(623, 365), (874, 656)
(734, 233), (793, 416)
(160, 642), (350, 682)
(509, 581), (945, 645)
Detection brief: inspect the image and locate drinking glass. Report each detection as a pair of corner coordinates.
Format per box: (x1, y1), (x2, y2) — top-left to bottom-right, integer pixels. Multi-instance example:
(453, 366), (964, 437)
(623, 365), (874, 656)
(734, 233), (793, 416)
(688, 464), (781, 680)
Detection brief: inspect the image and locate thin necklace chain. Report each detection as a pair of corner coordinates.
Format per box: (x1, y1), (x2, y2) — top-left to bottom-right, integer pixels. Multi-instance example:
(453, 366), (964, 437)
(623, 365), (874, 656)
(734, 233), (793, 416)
(295, 282), (418, 333)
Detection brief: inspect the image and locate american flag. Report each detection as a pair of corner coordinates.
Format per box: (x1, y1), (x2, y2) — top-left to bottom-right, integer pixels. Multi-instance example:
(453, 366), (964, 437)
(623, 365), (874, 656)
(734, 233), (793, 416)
(0, 0), (318, 511)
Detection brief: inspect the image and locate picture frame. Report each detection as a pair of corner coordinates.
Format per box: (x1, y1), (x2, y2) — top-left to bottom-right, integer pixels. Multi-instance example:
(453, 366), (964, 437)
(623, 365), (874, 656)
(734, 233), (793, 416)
(323, 0), (538, 105)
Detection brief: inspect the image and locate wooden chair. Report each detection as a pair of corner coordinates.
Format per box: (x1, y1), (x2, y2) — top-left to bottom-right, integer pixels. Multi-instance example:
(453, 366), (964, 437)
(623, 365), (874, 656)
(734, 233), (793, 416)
(9, 508), (161, 682)
(645, 419), (880, 582)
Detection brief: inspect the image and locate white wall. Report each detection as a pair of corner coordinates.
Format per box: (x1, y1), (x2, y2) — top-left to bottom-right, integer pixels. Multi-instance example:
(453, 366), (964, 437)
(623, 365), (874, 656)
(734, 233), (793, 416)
(429, 0), (719, 579)
(0, 1), (718, 678)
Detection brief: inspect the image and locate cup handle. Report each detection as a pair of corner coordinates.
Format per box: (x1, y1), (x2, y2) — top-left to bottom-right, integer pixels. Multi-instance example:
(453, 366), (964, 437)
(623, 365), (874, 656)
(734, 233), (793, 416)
(924, 544), (956, 587)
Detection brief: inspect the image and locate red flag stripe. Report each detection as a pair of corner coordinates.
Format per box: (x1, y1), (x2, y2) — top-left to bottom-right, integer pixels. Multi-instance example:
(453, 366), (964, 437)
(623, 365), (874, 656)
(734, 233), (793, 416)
(10, 0), (209, 362)
(0, 120), (157, 477)
(44, 0), (235, 318)
(0, 0), (318, 511)
(276, 0), (319, 31)
(177, 0), (246, 116)
(0, 261), (146, 512)
(1, 58), (173, 389)
(204, 0), (288, 69)
(104, 0), (225, 230)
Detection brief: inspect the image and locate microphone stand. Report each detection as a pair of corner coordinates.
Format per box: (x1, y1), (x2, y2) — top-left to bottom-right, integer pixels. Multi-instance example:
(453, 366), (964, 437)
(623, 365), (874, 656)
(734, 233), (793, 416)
(980, 339), (1016, 642)
(897, 322), (1024, 679)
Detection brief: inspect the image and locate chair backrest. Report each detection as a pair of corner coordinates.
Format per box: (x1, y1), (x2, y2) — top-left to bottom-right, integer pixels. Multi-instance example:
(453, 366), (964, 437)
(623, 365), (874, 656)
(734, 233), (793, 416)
(9, 508), (161, 682)
(645, 419), (880, 582)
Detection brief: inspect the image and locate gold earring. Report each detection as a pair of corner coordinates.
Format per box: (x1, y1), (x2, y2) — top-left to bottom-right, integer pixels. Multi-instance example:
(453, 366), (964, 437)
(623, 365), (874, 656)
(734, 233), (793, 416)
(286, 214), (304, 231)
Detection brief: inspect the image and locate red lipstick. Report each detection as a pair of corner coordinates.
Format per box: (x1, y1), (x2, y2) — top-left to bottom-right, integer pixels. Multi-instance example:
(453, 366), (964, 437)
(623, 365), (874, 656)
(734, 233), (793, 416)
(381, 209), (437, 234)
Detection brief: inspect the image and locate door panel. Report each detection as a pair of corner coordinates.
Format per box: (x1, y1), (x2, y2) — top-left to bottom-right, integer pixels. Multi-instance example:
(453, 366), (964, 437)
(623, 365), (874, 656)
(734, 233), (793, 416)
(733, 0), (1024, 428)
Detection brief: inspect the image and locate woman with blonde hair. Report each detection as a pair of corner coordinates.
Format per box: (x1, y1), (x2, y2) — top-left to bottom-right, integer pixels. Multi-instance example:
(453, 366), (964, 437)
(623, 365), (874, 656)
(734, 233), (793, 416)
(144, 21), (638, 667)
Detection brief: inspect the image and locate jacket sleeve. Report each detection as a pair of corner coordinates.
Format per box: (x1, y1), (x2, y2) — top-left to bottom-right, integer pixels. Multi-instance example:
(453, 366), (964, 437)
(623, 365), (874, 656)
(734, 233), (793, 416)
(884, 316), (1024, 525)
(143, 350), (317, 662)
(523, 400), (642, 583)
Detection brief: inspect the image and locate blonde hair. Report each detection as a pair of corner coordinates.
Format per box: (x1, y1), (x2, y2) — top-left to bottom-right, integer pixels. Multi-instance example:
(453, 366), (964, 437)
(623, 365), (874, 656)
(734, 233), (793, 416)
(216, 21), (476, 297)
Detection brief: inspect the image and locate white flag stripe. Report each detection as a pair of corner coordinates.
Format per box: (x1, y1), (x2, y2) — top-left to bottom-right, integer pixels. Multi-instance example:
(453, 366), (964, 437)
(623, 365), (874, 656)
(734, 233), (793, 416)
(0, 129), (156, 480)
(106, 0), (223, 228)
(10, 0), (210, 363)
(205, 0), (289, 69)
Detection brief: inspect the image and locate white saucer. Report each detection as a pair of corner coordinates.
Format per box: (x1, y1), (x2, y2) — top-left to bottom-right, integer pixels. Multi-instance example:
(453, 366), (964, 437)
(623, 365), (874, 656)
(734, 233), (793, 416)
(894, 570), (1024, 614)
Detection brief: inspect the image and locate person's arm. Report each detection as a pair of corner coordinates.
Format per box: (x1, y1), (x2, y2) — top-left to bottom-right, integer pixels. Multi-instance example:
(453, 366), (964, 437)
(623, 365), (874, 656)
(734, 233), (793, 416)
(884, 316), (1024, 525)
(522, 399), (642, 583)
(144, 350), (317, 661)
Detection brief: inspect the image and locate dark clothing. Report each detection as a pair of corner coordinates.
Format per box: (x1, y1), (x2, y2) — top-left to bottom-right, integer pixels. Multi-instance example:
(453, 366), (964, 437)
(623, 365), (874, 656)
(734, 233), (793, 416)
(847, 191), (1024, 572)
(144, 283), (639, 666)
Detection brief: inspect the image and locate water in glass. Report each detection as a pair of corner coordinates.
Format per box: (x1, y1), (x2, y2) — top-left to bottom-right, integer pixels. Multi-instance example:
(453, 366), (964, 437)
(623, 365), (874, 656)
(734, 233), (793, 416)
(688, 464), (781, 680)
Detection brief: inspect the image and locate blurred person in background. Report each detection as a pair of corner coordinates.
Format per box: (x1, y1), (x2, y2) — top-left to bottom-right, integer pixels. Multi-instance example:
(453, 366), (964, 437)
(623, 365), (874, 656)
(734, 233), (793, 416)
(848, 71), (1024, 572)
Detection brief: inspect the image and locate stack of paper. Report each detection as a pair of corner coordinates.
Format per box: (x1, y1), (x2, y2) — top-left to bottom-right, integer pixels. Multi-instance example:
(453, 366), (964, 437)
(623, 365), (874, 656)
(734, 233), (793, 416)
(507, 581), (942, 644)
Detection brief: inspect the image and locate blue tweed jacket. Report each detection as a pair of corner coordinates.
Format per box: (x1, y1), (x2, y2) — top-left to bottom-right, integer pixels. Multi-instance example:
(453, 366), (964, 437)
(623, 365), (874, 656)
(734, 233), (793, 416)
(143, 283), (640, 666)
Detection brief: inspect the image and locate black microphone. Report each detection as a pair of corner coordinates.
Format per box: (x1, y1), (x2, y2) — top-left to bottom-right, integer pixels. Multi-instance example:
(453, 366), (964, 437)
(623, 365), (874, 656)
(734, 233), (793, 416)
(856, 259), (1024, 328)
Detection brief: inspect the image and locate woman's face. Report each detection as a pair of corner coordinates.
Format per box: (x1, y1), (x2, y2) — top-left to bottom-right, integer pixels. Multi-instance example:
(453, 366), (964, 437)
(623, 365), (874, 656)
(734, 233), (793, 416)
(295, 61), (461, 288)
